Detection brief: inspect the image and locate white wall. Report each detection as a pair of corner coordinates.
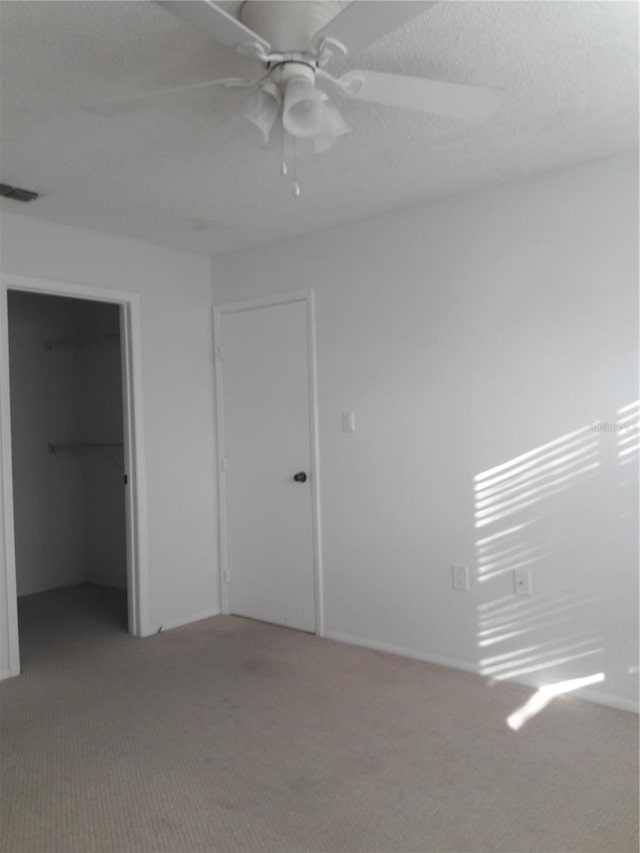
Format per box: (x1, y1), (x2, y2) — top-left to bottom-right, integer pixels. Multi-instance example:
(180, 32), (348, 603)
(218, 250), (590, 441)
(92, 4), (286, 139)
(212, 152), (639, 711)
(0, 212), (217, 677)
(7, 292), (87, 595)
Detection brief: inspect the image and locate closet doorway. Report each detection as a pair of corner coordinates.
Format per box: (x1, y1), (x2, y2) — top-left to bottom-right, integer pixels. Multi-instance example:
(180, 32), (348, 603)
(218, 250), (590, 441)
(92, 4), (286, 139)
(0, 277), (147, 677)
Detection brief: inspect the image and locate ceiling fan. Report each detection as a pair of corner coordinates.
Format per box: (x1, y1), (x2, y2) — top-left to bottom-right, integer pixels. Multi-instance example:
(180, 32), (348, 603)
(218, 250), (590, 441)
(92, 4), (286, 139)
(87, 1), (504, 192)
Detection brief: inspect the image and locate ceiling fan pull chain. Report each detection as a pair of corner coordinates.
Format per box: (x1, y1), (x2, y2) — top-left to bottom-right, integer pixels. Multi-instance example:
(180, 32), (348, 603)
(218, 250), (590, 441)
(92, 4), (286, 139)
(280, 120), (288, 176)
(292, 136), (301, 198)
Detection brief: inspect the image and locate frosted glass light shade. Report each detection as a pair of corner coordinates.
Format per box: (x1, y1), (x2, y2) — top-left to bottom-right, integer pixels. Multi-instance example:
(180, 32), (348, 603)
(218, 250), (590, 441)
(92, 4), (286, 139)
(282, 76), (327, 138)
(243, 82), (281, 145)
(313, 102), (350, 153)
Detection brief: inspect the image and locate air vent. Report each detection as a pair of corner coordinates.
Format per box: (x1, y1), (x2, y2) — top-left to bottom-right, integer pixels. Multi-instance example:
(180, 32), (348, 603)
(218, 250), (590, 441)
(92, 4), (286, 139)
(0, 183), (39, 202)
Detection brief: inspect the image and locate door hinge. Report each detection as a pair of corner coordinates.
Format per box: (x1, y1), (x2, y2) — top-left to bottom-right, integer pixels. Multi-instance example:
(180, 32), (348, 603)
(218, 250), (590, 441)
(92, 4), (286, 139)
(217, 344), (225, 363)
(221, 456), (228, 473)
(223, 569), (230, 584)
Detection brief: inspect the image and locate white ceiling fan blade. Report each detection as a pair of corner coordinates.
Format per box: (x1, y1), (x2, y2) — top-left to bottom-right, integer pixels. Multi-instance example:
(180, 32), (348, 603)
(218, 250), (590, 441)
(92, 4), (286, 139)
(82, 76), (249, 118)
(312, 1), (436, 56)
(155, 1), (271, 54)
(339, 70), (505, 121)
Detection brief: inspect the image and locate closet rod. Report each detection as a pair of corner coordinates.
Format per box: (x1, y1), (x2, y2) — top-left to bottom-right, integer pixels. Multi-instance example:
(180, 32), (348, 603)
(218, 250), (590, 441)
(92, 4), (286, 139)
(44, 333), (120, 351)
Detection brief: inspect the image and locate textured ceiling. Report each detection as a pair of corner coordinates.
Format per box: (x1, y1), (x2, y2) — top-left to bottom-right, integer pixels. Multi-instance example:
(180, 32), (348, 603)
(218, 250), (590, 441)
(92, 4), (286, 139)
(0, 1), (637, 256)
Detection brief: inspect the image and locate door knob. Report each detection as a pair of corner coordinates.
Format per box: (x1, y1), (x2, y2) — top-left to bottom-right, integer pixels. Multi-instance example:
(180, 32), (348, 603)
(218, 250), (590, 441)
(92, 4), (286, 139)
(293, 471), (307, 483)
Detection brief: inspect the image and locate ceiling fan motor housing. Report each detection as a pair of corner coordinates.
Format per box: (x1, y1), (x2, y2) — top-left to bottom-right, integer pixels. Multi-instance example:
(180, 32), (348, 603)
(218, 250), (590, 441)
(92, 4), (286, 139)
(240, 0), (342, 53)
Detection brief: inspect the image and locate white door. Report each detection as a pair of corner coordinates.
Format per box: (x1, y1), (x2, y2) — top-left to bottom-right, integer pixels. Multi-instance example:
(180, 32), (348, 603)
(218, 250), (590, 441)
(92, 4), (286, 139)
(219, 298), (316, 632)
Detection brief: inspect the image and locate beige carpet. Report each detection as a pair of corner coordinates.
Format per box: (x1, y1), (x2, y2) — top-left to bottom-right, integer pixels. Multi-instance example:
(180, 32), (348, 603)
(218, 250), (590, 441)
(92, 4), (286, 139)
(0, 584), (637, 853)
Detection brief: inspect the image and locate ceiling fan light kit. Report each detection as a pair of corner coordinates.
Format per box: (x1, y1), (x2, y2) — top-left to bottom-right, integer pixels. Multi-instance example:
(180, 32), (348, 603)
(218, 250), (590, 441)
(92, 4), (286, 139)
(88, 1), (505, 196)
(243, 81), (281, 145)
(281, 67), (329, 139)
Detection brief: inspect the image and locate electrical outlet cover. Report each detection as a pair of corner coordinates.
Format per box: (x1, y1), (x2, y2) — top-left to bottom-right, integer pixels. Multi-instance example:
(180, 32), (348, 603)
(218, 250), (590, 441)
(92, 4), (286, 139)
(513, 568), (532, 596)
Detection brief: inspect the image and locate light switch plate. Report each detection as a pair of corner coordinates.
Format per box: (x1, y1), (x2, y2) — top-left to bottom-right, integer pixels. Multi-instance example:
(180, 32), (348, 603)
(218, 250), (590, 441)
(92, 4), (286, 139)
(452, 564), (470, 592)
(342, 411), (356, 433)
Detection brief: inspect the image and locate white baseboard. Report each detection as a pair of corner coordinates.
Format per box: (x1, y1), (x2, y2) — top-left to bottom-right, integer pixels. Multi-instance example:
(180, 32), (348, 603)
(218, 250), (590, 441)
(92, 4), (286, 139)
(147, 607), (221, 636)
(539, 682), (637, 714)
(323, 630), (639, 714)
(324, 630), (479, 676)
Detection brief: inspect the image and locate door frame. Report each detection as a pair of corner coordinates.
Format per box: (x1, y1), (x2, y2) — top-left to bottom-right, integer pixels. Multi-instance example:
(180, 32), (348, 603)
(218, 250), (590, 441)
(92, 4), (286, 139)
(213, 289), (324, 636)
(0, 273), (150, 678)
